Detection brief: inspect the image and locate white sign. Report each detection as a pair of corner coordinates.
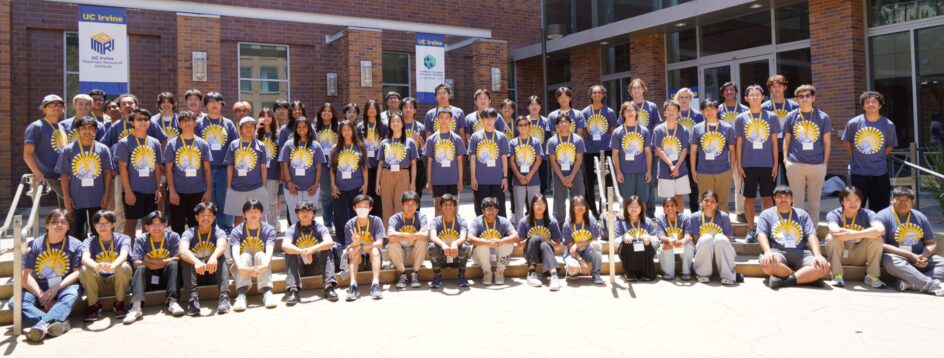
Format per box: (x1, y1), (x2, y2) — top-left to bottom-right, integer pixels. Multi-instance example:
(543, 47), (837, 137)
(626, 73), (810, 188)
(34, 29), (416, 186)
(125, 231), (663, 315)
(326, 73), (338, 96)
(491, 67), (501, 91)
(78, 5), (129, 94)
(192, 51), (207, 82)
(360, 61), (373, 87)
(415, 33), (445, 103)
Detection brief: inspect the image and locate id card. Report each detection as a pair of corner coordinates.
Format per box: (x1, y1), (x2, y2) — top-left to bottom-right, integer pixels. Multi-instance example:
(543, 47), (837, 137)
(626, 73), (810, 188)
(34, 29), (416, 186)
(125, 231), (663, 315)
(185, 168), (197, 177)
(561, 163), (570, 172)
(593, 134), (601, 141)
(390, 165), (400, 172)
(47, 276), (62, 288)
(81, 178), (94, 187)
(442, 160), (451, 168)
(150, 275), (160, 285)
(138, 168), (149, 177)
(783, 238), (796, 249)
(706, 153), (716, 161)
(342, 171), (352, 179)
(802, 142), (813, 151)
(295, 168), (306, 176)
(486, 160), (496, 167)
(626, 152), (635, 161)
(674, 245), (685, 255)
(367, 150), (375, 158)
(211, 143), (221, 151)
(668, 153), (679, 162)
(237, 169), (248, 177)
(633, 240), (645, 252)
(520, 165), (530, 173)
(752, 141), (763, 150)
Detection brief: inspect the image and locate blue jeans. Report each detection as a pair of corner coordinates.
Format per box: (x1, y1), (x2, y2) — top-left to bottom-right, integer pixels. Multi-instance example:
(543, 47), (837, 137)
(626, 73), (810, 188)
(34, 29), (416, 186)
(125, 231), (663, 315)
(564, 243), (602, 276)
(19, 283), (80, 327)
(211, 167), (233, 232)
(319, 169), (334, 229)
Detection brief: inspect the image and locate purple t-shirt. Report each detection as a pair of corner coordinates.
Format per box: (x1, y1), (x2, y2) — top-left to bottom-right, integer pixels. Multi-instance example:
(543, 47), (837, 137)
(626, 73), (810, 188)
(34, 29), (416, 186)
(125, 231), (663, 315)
(379, 138), (419, 170)
(115, 135), (163, 194)
(825, 207), (876, 231)
(259, 131), (281, 181)
(284, 221), (333, 248)
(876, 207), (935, 255)
(562, 216), (600, 246)
(634, 100), (663, 132)
(653, 213), (689, 239)
(510, 136), (545, 186)
(223, 139), (269, 192)
(841, 115), (898, 176)
(388, 212), (430, 234)
(163, 136), (213, 194)
(82, 233), (131, 274)
(719, 103), (749, 128)
(229, 222), (277, 255)
(424, 131), (466, 186)
(614, 218), (658, 239)
(343, 215), (387, 246)
(465, 112), (507, 136)
(678, 109), (705, 133)
(357, 120), (388, 168)
(101, 118), (166, 150)
(150, 113), (177, 142)
(761, 99), (800, 140)
(131, 230), (181, 260)
(784, 109), (832, 164)
(581, 105), (619, 152)
(548, 108), (587, 131)
(691, 121), (735, 174)
(546, 133), (586, 177)
(735, 111), (780, 168)
(469, 130), (510, 186)
(468, 215), (516, 240)
(403, 120), (426, 146)
(61, 116), (107, 143)
(610, 124), (650, 175)
(756, 207), (817, 251)
(515, 115), (553, 146)
(423, 106), (466, 137)
(180, 226), (227, 259)
(651, 123), (690, 179)
(26, 235), (83, 285)
(24, 119), (68, 177)
(196, 116), (238, 167)
(334, 143), (366, 191)
(516, 217), (562, 242)
(278, 139), (326, 191)
(56, 141), (113, 209)
(316, 127), (339, 162)
(685, 211), (733, 238)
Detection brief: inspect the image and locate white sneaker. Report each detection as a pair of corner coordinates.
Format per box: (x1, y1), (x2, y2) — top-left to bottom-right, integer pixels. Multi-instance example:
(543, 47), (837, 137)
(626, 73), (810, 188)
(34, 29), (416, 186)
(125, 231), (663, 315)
(933, 286), (944, 296)
(482, 272), (493, 286)
(167, 301), (185, 316)
(898, 280), (914, 292)
(549, 275), (561, 291)
(526, 272), (542, 287)
(123, 304), (142, 325)
(396, 273), (409, 289)
(495, 272), (505, 285)
(410, 272), (421, 288)
(263, 292), (278, 308)
(233, 295), (247, 312)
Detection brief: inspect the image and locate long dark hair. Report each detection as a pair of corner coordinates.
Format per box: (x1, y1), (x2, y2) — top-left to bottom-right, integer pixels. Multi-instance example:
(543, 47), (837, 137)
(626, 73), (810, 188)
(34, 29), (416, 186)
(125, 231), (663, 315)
(362, 99), (382, 124)
(286, 100), (307, 136)
(622, 195), (647, 226)
(315, 102), (338, 133)
(255, 108), (277, 141)
(292, 117), (314, 149)
(360, 99), (388, 139)
(331, 119), (366, 173)
(527, 194), (550, 228)
(568, 195), (591, 225)
(385, 111), (407, 145)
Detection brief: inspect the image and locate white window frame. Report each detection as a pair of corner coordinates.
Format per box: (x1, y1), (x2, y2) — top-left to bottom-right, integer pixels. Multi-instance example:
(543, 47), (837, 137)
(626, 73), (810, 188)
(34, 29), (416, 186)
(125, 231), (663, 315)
(237, 42), (291, 102)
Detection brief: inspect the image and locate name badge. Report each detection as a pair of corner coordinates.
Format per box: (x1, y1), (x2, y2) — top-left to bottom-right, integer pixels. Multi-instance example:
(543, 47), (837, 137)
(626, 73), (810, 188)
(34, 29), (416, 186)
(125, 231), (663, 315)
(783, 237), (796, 249)
(520, 165), (530, 173)
(295, 168), (306, 176)
(138, 168), (150, 177)
(238, 169), (248, 177)
(486, 160), (496, 167)
(901, 244), (913, 253)
(342, 171), (352, 179)
(367, 150), (375, 158)
(633, 239), (645, 252)
(47, 276), (62, 288)
(390, 165), (400, 172)
(81, 178), (94, 187)
(593, 134), (601, 141)
(752, 141), (763, 150)
(561, 163), (571, 172)
(843, 248), (849, 258)
(626, 153), (635, 161)
(446, 256), (454, 263)
(442, 160), (451, 168)
(668, 153), (679, 162)
(185, 168), (197, 177)
(211, 143), (221, 151)
(802, 142), (813, 151)
(706, 153), (716, 161)
(674, 245), (685, 255)
(150, 275), (160, 285)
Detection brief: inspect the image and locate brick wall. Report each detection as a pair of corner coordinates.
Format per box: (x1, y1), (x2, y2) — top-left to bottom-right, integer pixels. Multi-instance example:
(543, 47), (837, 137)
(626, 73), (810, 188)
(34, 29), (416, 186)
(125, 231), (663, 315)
(339, 28), (383, 107)
(0, 0), (12, 206)
(629, 32), (667, 103)
(471, 40), (509, 105)
(177, 14), (221, 100)
(514, 58), (543, 111)
(569, 44), (602, 110)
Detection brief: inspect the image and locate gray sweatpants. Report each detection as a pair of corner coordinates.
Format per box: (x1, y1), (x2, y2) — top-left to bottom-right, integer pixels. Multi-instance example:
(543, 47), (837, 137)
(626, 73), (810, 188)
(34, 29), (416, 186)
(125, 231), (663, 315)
(513, 185), (541, 224)
(693, 234), (737, 281)
(658, 241), (693, 277)
(552, 170), (585, 222)
(882, 253), (944, 292)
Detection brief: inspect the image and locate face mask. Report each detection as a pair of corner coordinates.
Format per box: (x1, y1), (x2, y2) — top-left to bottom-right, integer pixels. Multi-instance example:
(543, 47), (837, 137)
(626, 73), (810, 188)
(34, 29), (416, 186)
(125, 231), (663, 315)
(355, 208), (370, 218)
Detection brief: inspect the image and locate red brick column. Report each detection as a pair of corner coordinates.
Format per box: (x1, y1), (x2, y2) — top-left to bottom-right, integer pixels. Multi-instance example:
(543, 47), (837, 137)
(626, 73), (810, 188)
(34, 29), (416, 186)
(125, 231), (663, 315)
(471, 40), (509, 101)
(177, 14), (221, 97)
(629, 32), (666, 102)
(339, 27), (382, 106)
(569, 44), (602, 109)
(809, 0), (866, 174)
(0, 0), (12, 207)
(514, 58), (542, 109)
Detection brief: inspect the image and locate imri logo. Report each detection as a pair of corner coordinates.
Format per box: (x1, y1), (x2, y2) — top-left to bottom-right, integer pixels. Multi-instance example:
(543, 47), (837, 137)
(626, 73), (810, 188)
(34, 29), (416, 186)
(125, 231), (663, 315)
(423, 54), (436, 70)
(90, 32), (115, 55)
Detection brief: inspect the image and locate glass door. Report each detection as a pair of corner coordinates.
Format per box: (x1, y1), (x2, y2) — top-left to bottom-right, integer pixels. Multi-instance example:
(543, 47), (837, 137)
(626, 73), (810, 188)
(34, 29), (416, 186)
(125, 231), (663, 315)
(699, 55), (773, 103)
(700, 65), (732, 103)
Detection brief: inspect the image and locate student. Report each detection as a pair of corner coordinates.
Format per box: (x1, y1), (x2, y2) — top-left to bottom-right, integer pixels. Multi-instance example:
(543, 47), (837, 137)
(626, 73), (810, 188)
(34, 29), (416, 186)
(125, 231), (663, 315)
(278, 100), (307, 149)
(183, 89), (206, 121)
(233, 101), (252, 124)
(655, 198), (692, 280)
(519, 194), (562, 290)
(257, 108), (282, 232)
(223, 116), (270, 226)
(548, 87), (587, 139)
(19, 210), (82, 342)
(468, 197), (519, 285)
(824, 186), (886, 288)
(282, 201), (338, 304)
(757, 186), (830, 289)
(615, 196), (658, 281)
(674, 88), (705, 212)
(376, 112), (419, 222)
(424, 109), (467, 216)
(57, 116), (113, 240)
(468, 107), (511, 217)
(196, 92), (238, 232)
(341, 102), (360, 125)
(380, 91), (402, 126)
(629, 79), (663, 216)
(524, 96), (553, 195)
(280, 117), (326, 223)
(89, 89), (112, 125)
(735, 85), (780, 243)
(876, 187), (944, 296)
(423, 83), (466, 138)
(783, 84), (831, 226)
(359, 100), (388, 216)
(762, 75), (799, 186)
(562, 196), (604, 284)
(719, 82), (749, 221)
(547, 112), (586, 221)
(652, 100), (691, 207)
(499, 100), (519, 216)
(79, 210), (132, 321)
(428, 194), (472, 288)
(178, 202), (231, 315)
(101, 94), (165, 150)
(24, 94), (68, 209)
(229, 200), (278, 310)
(581, 85), (618, 217)
(330, 120), (369, 233)
(686, 190), (739, 285)
(316, 103), (339, 232)
(401, 98), (427, 201)
(387, 191), (429, 289)
(116, 109), (164, 237)
(465, 89), (507, 142)
(163, 111), (212, 235)
(611, 101), (652, 203)
(842, 91), (898, 212)
(689, 99), (735, 213)
(343, 195), (387, 300)
(510, 116), (545, 223)
(61, 94), (107, 143)
(125, 211), (183, 324)
(151, 92), (179, 143)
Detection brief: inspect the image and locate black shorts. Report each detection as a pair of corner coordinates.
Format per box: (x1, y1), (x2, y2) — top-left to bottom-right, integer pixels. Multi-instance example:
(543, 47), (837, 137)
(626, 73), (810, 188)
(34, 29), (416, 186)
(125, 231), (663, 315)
(124, 192), (157, 219)
(742, 167), (774, 198)
(433, 185), (458, 198)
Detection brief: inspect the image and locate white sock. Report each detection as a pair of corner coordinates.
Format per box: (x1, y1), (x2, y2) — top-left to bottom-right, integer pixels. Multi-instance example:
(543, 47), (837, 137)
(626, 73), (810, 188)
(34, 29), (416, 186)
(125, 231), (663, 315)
(372, 279), (379, 285)
(132, 301), (141, 310)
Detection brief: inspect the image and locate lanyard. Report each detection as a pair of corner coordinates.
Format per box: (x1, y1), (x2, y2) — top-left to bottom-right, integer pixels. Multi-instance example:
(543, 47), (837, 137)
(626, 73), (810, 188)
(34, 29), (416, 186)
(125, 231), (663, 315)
(630, 219), (640, 236)
(774, 101), (785, 114)
(777, 209), (793, 224)
(133, 135), (146, 147)
(358, 218), (370, 237)
(894, 211), (911, 226)
(78, 141), (92, 156)
(197, 228), (211, 247)
(701, 213), (714, 226)
(668, 216), (678, 231)
(162, 114), (175, 133)
(405, 216), (414, 231)
(149, 232), (165, 253)
(560, 133), (571, 145)
(245, 223), (260, 243)
(624, 124), (638, 135)
(707, 122), (719, 134)
(485, 130), (494, 142)
(45, 237), (64, 252)
(667, 123), (677, 138)
(98, 236), (114, 253)
(843, 211), (858, 228)
(681, 110), (691, 123)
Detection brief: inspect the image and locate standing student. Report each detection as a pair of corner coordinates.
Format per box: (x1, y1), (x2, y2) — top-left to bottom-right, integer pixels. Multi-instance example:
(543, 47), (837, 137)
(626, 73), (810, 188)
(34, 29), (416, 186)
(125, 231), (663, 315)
(101, 94), (166, 149)
(425, 109), (467, 216)
(428, 194), (472, 288)
(125, 211), (183, 324)
(842, 91), (898, 212)
(735, 85), (780, 243)
(824, 186), (886, 288)
(525, 96), (553, 195)
(229, 200), (279, 310)
(183, 89), (206, 120)
(341, 102), (360, 123)
(519, 194), (562, 291)
(343, 195), (387, 301)
(278, 100), (307, 150)
(467, 197), (519, 286)
(581, 85), (618, 217)
(468, 107), (511, 217)
(783, 84), (831, 226)
(876, 187), (944, 296)
(652, 100), (691, 208)
(232, 101), (252, 124)
(686, 190), (739, 285)
(330, 120), (369, 234)
(611, 101), (652, 203)
(548, 87), (587, 140)
(116, 109), (164, 237)
(465, 89), (508, 142)
(61, 94), (107, 143)
(562, 196), (604, 284)
(762, 75), (799, 186)
(655, 198), (692, 280)
(401, 98), (427, 201)
(196, 92), (238, 232)
(223, 117), (270, 226)
(79, 210), (132, 321)
(547, 112), (586, 221)
(151, 92), (179, 143)
(178, 202), (231, 315)
(57, 116), (113, 240)
(257, 108), (282, 232)
(280, 117), (326, 224)
(380, 91), (402, 126)
(281, 201), (338, 304)
(316, 103), (339, 231)
(24, 94), (68, 209)
(499, 100), (518, 216)
(163, 111), (213, 235)
(273, 99), (292, 150)
(719, 82), (749, 221)
(615, 196), (658, 282)
(674, 88), (704, 212)
(690, 99), (735, 213)
(387, 192), (429, 289)
(423, 83), (466, 138)
(757, 186), (831, 289)
(359, 100), (388, 217)
(629, 79), (663, 216)
(89, 89), (112, 125)
(510, 116), (545, 223)
(376, 112), (419, 223)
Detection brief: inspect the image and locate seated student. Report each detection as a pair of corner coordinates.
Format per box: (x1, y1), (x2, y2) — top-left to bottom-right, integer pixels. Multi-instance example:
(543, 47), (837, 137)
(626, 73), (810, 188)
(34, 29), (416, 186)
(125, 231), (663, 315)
(824, 186), (886, 288)
(686, 190), (739, 285)
(468, 197), (519, 285)
(229, 200), (278, 310)
(18, 210), (82, 342)
(877, 187), (944, 295)
(757, 186), (830, 289)
(282, 200), (338, 305)
(179, 202), (231, 316)
(654, 197), (692, 280)
(615, 196), (658, 281)
(343, 195), (387, 300)
(428, 193), (472, 288)
(79, 210), (132, 322)
(519, 194), (562, 291)
(562, 196), (604, 284)
(125, 211), (183, 324)
(387, 191), (430, 289)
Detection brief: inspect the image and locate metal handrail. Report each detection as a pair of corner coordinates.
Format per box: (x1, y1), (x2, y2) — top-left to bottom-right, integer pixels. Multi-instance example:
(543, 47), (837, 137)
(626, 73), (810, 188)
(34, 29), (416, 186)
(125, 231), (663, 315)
(595, 151), (608, 215)
(0, 175), (30, 237)
(888, 156), (944, 181)
(13, 215), (23, 336)
(607, 156), (623, 204)
(21, 178), (48, 239)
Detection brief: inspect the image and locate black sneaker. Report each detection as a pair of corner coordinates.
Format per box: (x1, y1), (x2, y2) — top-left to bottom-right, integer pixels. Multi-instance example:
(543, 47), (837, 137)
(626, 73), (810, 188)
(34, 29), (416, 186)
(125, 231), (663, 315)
(457, 274), (469, 287)
(84, 303), (102, 322)
(113, 300), (128, 319)
(217, 296), (231, 314)
(324, 287), (339, 302)
(286, 288), (300, 306)
(186, 299), (201, 316)
(768, 276), (784, 289)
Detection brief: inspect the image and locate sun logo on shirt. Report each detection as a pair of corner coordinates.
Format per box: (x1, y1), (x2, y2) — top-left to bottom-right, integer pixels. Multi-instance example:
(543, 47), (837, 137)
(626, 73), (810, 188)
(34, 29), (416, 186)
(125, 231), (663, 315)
(364, 128), (380, 153)
(843, 221), (864, 231)
(118, 127), (134, 141)
(261, 137), (277, 162)
(400, 224), (417, 234)
(530, 125), (545, 143)
(628, 227), (648, 239)
(94, 250), (117, 264)
(700, 131), (726, 157)
(793, 120), (820, 145)
(471, 118), (485, 134)
(434, 138), (456, 164)
(571, 228), (593, 243)
(638, 109), (651, 128)
(35, 248), (69, 279)
(72, 151), (102, 180)
(476, 139), (499, 165)
(318, 129), (338, 150)
(175, 145), (202, 171)
(290, 146), (313, 171)
(193, 240), (215, 259)
(131, 145), (156, 173)
(895, 222), (923, 246)
(202, 124), (227, 149)
(665, 227), (684, 240)
(774, 108), (789, 119)
(773, 220), (802, 246)
(439, 227), (460, 245)
(51, 128), (69, 153)
(384, 141), (407, 165)
(338, 149), (360, 174)
(481, 227), (502, 240)
(66, 129), (79, 144)
(146, 248), (171, 260)
(555, 141), (576, 168)
(295, 232), (318, 249)
(234, 147), (258, 171)
(699, 222), (723, 237)
(622, 131), (644, 157)
(745, 118), (770, 144)
(357, 231), (375, 245)
(504, 126), (515, 141)
(854, 127), (884, 155)
(527, 225), (551, 240)
(660, 135), (682, 158)
(240, 236), (264, 255)
(163, 127), (180, 141)
(721, 110), (738, 126)
(515, 144), (536, 168)
(587, 114), (608, 139)
(678, 117), (696, 131)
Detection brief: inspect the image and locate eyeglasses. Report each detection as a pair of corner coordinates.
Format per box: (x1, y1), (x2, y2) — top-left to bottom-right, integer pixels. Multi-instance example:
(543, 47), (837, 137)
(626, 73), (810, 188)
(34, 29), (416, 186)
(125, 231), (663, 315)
(517, 124), (529, 127)
(796, 94), (813, 99)
(49, 220), (69, 226)
(94, 222), (113, 228)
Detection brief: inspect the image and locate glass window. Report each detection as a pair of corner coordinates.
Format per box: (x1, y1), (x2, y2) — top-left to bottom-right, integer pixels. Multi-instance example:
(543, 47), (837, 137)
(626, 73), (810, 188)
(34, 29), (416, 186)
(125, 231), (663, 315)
(601, 43), (630, 75)
(869, 0), (944, 27)
(776, 48), (812, 98)
(776, 1), (810, 43)
(668, 67), (698, 99)
(916, 25), (944, 146)
(546, 0), (573, 37)
(546, 55), (571, 85)
(870, 32), (914, 145)
(508, 62), (517, 103)
(701, 10), (772, 56)
(666, 28), (697, 63)
(238, 43), (289, 112)
(603, 77), (631, 111)
(382, 52), (411, 99)
(65, 32), (79, 118)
